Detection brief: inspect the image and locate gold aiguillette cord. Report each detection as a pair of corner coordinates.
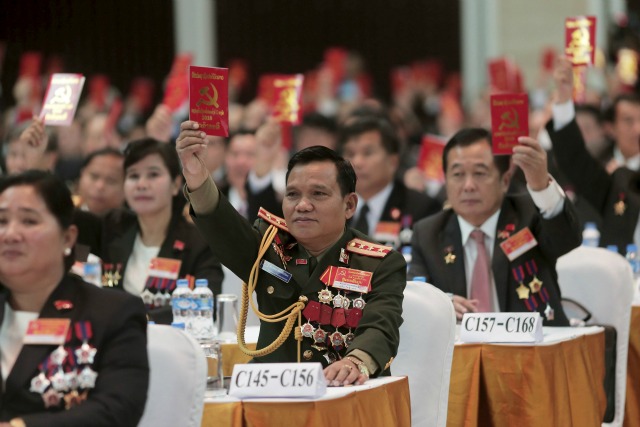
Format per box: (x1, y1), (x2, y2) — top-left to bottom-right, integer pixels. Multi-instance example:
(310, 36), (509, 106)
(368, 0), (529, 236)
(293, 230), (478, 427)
(236, 225), (307, 362)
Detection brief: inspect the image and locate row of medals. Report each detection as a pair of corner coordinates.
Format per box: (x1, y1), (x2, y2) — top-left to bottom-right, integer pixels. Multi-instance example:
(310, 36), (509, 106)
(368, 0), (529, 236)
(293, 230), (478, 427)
(300, 286), (366, 363)
(29, 343), (98, 408)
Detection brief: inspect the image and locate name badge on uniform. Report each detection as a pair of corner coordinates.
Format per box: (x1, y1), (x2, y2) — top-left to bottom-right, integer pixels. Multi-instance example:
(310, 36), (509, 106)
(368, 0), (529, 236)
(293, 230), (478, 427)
(260, 260), (292, 283)
(500, 227), (538, 261)
(331, 267), (372, 293)
(23, 319), (71, 345)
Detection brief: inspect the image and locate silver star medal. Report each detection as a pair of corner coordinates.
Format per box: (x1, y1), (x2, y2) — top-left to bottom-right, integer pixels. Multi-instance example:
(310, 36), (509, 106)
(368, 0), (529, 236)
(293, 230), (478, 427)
(65, 370), (79, 390)
(30, 372), (51, 394)
(49, 346), (68, 366)
(50, 369), (69, 392)
(78, 366), (98, 389)
(75, 342), (97, 365)
(42, 388), (63, 408)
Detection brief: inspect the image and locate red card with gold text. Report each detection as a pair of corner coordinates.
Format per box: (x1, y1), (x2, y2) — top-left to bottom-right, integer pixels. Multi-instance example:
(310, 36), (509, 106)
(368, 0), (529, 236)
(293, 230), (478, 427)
(490, 93), (529, 155)
(39, 73), (86, 126)
(163, 53), (193, 112)
(270, 74), (304, 124)
(417, 135), (446, 182)
(565, 16), (596, 66)
(189, 65), (229, 137)
(488, 58), (515, 93)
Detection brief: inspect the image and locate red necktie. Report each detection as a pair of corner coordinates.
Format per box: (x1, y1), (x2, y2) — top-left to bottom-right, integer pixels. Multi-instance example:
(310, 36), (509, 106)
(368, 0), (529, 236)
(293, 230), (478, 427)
(470, 229), (492, 312)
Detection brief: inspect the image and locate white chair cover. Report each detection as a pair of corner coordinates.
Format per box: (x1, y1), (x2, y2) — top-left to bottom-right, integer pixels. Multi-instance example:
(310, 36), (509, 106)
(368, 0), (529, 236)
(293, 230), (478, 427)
(137, 324), (207, 427)
(393, 281), (456, 427)
(557, 246), (635, 427)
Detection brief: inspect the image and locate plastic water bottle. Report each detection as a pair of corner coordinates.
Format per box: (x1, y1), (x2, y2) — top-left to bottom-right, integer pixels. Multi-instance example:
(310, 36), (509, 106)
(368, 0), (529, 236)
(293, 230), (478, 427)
(171, 279), (192, 326)
(399, 215), (413, 249)
(192, 279), (215, 342)
(582, 222), (600, 247)
(401, 246), (412, 273)
(626, 244), (640, 278)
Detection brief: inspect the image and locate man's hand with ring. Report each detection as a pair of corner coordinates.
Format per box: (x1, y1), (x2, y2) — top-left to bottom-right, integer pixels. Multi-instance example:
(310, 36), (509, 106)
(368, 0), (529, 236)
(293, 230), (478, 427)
(323, 358), (367, 386)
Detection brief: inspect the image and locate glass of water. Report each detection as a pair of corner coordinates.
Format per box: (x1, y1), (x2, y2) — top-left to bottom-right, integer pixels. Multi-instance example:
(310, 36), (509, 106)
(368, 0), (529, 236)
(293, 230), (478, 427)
(215, 294), (239, 343)
(200, 340), (226, 397)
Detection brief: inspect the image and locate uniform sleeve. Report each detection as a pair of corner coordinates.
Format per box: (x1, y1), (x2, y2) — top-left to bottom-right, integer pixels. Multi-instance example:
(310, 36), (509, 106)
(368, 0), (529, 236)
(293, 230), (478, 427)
(346, 251), (406, 375)
(21, 297), (149, 427)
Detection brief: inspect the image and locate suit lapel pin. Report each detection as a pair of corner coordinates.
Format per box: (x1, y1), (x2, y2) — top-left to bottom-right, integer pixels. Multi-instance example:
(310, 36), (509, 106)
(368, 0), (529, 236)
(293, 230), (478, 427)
(173, 239), (185, 251)
(443, 246), (456, 264)
(54, 300), (73, 311)
(391, 208), (401, 221)
(497, 223), (515, 240)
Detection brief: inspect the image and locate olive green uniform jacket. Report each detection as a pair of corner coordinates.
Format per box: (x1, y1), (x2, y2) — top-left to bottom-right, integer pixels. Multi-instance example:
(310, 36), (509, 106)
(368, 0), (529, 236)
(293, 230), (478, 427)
(191, 189), (406, 376)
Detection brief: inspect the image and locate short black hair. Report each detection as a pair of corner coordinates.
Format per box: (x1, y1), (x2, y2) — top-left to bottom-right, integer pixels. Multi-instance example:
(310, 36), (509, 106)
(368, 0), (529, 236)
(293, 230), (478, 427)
(286, 146), (357, 196)
(338, 115), (400, 155)
(575, 105), (603, 125)
(123, 138), (181, 179)
(604, 93), (640, 123)
(81, 147), (124, 170)
(442, 128), (510, 176)
(300, 112), (337, 134)
(0, 170), (76, 270)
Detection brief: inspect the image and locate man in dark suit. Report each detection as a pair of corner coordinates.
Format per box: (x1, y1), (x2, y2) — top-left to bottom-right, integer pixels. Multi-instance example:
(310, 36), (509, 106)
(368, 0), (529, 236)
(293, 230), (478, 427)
(547, 57), (640, 252)
(409, 128), (581, 325)
(177, 120), (405, 387)
(340, 115), (441, 244)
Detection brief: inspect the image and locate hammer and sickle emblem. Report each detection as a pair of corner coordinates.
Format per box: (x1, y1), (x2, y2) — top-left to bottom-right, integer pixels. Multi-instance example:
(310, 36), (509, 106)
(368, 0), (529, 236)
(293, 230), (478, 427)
(498, 109), (519, 131)
(196, 83), (219, 108)
(50, 85), (72, 105)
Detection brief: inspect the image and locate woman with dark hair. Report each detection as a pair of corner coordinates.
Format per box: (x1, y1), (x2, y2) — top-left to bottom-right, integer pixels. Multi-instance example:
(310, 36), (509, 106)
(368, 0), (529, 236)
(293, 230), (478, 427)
(0, 170), (148, 427)
(101, 138), (223, 324)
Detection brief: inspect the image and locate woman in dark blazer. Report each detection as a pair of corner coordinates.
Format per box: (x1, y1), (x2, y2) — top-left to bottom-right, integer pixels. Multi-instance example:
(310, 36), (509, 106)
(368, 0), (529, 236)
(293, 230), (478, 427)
(100, 138), (223, 324)
(0, 171), (148, 427)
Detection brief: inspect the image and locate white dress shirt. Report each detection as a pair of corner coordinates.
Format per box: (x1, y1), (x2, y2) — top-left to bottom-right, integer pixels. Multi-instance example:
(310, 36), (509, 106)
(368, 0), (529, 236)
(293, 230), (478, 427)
(123, 234), (160, 296)
(0, 303), (38, 389)
(354, 183), (394, 236)
(457, 179), (566, 311)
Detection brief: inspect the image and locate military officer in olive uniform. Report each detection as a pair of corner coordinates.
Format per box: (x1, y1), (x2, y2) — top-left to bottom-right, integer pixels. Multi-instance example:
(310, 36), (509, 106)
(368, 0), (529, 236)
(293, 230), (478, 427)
(177, 120), (405, 386)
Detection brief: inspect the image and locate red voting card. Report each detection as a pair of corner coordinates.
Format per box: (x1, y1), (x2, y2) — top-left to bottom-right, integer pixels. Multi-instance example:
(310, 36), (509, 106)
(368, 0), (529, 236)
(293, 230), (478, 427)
(39, 73), (86, 126)
(490, 93), (529, 155)
(189, 66), (229, 137)
(541, 47), (558, 73)
(417, 135), (446, 182)
(488, 58), (515, 93)
(565, 16), (596, 66)
(270, 74), (304, 124)
(163, 53), (193, 112)
(88, 75), (110, 110)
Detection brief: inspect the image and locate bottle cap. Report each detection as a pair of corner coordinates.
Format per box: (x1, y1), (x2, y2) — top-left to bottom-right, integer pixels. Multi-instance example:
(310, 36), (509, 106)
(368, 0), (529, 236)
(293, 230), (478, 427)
(171, 322), (186, 330)
(606, 245), (619, 253)
(626, 244), (638, 253)
(176, 279), (189, 287)
(584, 222), (597, 230)
(195, 278), (208, 287)
(413, 276), (427, 282)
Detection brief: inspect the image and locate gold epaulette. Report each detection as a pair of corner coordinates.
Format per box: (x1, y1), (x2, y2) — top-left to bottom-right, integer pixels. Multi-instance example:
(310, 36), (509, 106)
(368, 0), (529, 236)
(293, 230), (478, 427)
(346, 238), (391, 258)
(258, 207), (289, 232)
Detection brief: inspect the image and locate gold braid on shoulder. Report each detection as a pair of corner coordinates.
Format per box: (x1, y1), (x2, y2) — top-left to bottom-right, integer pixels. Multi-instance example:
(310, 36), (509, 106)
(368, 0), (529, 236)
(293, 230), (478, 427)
(236, 224), (307, 362)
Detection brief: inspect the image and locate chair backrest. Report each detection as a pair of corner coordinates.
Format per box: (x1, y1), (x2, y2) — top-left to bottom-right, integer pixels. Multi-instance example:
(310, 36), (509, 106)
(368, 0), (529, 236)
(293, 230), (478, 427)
(393, 281), (456, 427)
(137, 325), (207, 427)
(557, 246), (634, 427)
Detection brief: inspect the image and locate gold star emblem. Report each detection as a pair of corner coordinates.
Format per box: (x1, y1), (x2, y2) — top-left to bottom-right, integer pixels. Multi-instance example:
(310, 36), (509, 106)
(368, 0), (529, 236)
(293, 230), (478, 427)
(516, 282), (530, 299)
(614, 200), (626, 216)
(528, 276), (543, 293)
(444, 252), (456, 264)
